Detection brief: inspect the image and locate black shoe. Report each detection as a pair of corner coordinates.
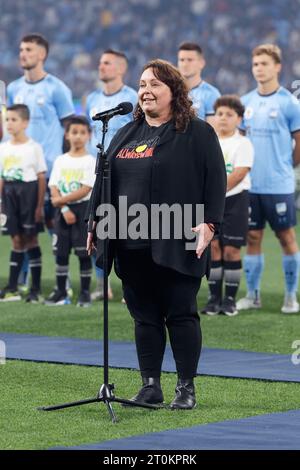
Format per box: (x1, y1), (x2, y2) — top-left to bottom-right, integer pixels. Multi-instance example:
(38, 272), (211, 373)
(44, 289), (71, 306)
(170, 379), (196, 410)
(77, 290), (91, 307)
(221, 296), (238, 316)
(25, 289), (43, 304)
(201, 295), (221, 316)
(123, 377), (164, 407)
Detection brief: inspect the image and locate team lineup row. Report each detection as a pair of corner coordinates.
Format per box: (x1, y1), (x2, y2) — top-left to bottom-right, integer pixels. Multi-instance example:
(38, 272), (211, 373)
(0, 35), (300, 315)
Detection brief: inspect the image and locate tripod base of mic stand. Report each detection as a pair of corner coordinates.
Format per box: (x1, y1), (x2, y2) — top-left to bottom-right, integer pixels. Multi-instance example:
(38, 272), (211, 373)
(37, 383), (160, 423)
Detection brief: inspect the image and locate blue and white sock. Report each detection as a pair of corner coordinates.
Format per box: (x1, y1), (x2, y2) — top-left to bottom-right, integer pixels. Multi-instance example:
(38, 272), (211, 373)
(282, 253), (300, 296)
(243, 254), (265, 297)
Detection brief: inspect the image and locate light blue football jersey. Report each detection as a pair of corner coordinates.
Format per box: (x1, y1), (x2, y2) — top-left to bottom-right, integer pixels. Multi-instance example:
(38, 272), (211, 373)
(189, 80), (221, 120)
(86, 85), (138, 156)
(7, 74), (74, 175)
(241, 87), (300, 194)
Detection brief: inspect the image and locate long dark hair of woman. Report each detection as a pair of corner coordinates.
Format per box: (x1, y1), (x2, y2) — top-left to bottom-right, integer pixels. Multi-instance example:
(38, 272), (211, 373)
(134, 59), (196, 132)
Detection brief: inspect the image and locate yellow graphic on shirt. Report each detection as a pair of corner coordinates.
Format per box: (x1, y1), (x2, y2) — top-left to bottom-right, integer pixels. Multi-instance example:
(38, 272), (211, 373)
(135, 144), (148, 153)
(117, 144), (154, 159)
(223, 151), (233, 175)
(58, 168), (85, 195)
(1, 155), (23, 181)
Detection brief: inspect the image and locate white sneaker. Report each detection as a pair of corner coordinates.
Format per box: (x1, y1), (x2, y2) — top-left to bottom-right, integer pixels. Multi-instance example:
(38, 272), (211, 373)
(281, 295), (299, 314)
(236, 294), (261, 310)
(91, 285), (113, 301)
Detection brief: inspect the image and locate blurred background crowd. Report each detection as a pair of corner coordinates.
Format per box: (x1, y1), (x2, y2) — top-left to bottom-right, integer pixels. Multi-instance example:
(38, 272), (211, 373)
(2, 0), (300, 101)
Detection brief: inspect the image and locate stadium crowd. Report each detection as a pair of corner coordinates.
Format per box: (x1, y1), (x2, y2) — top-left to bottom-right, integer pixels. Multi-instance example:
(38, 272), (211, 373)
(2, 0), (300, 99)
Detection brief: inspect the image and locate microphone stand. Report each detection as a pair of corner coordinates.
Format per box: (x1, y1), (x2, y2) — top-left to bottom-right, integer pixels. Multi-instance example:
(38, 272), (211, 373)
(38, 117), (159, 422)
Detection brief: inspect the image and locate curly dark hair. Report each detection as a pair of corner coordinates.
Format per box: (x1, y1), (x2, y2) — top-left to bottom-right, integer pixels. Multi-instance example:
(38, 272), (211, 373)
(134, 59), (196, 132)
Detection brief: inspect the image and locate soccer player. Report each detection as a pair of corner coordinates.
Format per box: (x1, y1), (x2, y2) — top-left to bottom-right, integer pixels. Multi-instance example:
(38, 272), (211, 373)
(0, 104), (47, 302)
(86, 49), (138, 300)
(177, 42), (221, 125)
(237, 44), (300, 314)
(46, 116), (95, 307)
(7, 33), (75, 293)
(202, 95), (254, 316)
(7, 33), (75, 226)
(86, 49), (138, 156)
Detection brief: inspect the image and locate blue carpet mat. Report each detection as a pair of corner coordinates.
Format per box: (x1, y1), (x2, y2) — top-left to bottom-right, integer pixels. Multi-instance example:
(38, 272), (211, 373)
(55, 409), (300, 450)
(1, 332), (299, 382)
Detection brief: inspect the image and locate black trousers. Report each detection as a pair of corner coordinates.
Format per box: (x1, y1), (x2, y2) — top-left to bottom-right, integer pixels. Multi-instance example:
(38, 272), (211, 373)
(117, 249), (202, 379)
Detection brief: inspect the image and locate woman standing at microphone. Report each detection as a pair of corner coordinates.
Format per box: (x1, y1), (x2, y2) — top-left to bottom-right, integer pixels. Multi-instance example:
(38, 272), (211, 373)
(88, 59), (226, 409)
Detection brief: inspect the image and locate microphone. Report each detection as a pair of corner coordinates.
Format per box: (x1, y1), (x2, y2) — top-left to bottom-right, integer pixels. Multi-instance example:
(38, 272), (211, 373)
(92, 102), (133, 121)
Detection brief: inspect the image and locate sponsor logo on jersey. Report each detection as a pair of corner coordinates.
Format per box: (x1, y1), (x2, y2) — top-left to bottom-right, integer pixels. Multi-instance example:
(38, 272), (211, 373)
(37, 95), (45, 106)
(269, 108), (279, 118)
(14, 94), (24, 104)
(244, 107), (254, 119)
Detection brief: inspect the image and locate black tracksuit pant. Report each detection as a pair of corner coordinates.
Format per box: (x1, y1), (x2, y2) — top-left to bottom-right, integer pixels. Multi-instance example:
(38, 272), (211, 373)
(117, 248), (202, 379)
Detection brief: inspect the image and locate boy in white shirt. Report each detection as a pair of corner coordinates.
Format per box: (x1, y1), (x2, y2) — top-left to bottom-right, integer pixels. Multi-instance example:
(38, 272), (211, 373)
(202, 95), (254, 316)
(0, 104), (47, 302)
(46, 116), (95, 307)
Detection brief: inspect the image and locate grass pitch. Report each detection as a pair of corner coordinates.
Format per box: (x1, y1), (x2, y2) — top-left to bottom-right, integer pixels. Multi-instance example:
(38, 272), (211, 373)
(1, 360), (300, 450)
(0, 226), (299, 449)
(0, 227), (299, 353)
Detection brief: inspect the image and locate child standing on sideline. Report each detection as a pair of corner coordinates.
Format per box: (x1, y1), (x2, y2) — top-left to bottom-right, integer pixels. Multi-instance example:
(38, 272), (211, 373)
(46, 116), (95, 307)
(202, 95), (254, 316)
(0, 104), (47, 302)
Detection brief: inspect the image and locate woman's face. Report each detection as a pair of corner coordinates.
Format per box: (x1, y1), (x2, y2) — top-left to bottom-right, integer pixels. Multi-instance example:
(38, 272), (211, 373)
(138, 67), (173, 119)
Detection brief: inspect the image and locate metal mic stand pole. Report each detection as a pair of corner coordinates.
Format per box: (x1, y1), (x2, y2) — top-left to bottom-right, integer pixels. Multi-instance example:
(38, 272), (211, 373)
(38, 117), (159, 422)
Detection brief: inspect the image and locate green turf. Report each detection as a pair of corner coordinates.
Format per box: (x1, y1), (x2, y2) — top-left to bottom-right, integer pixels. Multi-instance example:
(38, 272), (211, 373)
(1, 360), (300, 450)
(1, 228), (300, 450)
(0, 228), (299, 353)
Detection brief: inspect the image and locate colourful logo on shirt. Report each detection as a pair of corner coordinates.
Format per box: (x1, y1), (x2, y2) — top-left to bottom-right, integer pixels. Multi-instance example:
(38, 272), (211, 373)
(116, 144), (154, 159)
(1, 155), (23, 181)
(116, 137), (160, 159)
(223, 151), (233, 174)
(58, 168), (84, 194)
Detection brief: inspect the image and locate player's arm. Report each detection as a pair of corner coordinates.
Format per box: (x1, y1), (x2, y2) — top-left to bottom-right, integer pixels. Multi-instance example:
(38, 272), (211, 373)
(52, 185), (92, 207)
(49, 185), (77, 225)
(292, 131), (300, 167)
(35, 172), (46, 222)
(49, 185), (61, 205)
(227, 167), (250, 192)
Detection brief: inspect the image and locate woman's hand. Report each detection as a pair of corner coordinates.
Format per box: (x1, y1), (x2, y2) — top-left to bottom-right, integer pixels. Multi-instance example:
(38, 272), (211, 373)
(191, 223), (215, 259)
(87, 222), (96, 255)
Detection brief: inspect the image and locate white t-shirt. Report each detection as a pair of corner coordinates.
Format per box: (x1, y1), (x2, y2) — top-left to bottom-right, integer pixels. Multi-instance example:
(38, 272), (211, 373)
(48, 153), (96, 203)
(0, 138), (47, 182)
(218, 131), (254, 198)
